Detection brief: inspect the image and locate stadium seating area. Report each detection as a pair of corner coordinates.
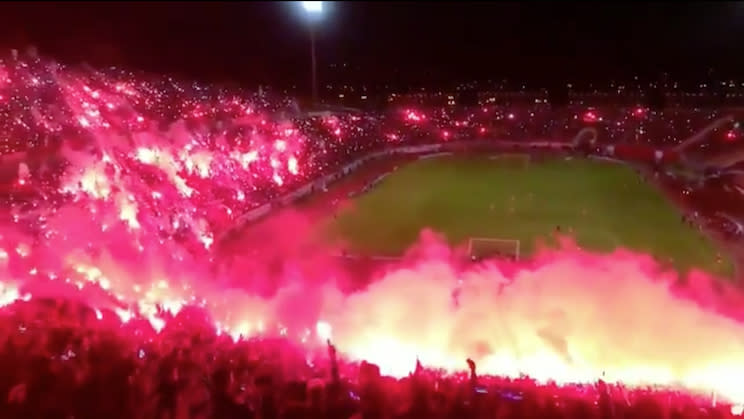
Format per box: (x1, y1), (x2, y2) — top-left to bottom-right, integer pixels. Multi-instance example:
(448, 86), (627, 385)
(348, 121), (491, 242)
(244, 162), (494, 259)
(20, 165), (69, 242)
(0, 50), (742, 418)
(0, 297), (742, 419)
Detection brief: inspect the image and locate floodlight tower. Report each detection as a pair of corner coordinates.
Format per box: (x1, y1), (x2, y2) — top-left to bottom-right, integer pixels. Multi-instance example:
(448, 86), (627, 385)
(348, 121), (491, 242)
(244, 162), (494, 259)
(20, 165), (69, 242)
(301, 1), (323, 105)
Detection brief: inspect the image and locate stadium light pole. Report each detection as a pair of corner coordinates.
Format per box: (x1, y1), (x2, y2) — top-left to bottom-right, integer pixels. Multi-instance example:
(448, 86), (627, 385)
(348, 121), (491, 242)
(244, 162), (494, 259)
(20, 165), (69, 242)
(301, 1), (323, 106)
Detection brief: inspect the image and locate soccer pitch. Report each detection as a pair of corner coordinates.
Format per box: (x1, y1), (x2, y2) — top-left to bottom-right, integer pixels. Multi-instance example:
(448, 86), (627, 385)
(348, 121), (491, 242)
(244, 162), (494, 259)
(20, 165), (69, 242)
(324, 155), (731, 277)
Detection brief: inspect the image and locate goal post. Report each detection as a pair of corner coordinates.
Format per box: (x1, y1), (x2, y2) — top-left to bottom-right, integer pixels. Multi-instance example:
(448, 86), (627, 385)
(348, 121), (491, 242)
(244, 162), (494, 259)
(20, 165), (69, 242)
(468, 237), (521, 261)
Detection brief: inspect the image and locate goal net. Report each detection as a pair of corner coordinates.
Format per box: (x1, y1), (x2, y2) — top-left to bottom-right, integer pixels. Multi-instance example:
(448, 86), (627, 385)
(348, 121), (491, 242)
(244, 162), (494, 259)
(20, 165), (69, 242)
(488, 153), (530, 169)
(468, 237), (521, 261)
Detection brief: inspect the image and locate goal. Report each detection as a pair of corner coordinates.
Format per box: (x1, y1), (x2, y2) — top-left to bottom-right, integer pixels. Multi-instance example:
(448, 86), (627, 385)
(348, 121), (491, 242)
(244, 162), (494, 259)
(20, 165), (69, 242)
(488, 153), (530, 169)
(467, 237), (521, 261)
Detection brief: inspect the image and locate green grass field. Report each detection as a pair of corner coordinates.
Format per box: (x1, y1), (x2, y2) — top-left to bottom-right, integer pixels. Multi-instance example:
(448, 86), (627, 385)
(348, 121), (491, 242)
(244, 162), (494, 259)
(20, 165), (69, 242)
(322, 155), (731, 277)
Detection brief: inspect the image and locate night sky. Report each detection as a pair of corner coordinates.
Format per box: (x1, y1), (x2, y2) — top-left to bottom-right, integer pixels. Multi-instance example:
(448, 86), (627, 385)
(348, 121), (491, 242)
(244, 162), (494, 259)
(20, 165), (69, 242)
(0, 2), (742, 89)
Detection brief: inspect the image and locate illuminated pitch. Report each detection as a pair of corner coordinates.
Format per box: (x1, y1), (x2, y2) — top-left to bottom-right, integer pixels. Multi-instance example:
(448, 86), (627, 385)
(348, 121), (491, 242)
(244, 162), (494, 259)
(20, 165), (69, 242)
(326, 156), (731, 276)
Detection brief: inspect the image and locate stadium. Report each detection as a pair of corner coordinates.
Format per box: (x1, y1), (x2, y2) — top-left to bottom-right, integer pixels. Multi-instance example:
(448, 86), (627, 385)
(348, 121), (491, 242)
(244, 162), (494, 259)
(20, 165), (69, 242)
(227, 122), (739, 279)
(0, 36), (744, 419)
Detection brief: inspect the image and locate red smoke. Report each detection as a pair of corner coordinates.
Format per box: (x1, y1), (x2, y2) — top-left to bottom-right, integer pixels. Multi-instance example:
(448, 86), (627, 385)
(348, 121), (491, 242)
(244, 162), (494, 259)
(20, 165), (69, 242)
(0, 52), (743, 406)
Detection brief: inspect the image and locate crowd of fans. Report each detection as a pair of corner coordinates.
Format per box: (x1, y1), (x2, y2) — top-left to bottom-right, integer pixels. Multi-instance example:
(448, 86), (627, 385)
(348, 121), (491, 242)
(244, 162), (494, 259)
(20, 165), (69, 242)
(0, 297), (742, 419)
(0, 49), (742, 418)
(0, 50), (739, 216)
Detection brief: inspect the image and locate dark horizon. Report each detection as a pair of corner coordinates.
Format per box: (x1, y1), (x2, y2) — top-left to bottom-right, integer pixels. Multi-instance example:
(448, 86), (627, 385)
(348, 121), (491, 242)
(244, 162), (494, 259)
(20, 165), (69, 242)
(0, 2), (742, 90)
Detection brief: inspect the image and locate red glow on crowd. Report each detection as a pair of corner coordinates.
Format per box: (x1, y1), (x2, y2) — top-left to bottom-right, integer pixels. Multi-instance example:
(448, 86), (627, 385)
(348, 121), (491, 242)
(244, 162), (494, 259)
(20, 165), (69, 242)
(583, 110), (599, 123)
(404, 109), (426, 123)
(0, 50), (741, 417)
